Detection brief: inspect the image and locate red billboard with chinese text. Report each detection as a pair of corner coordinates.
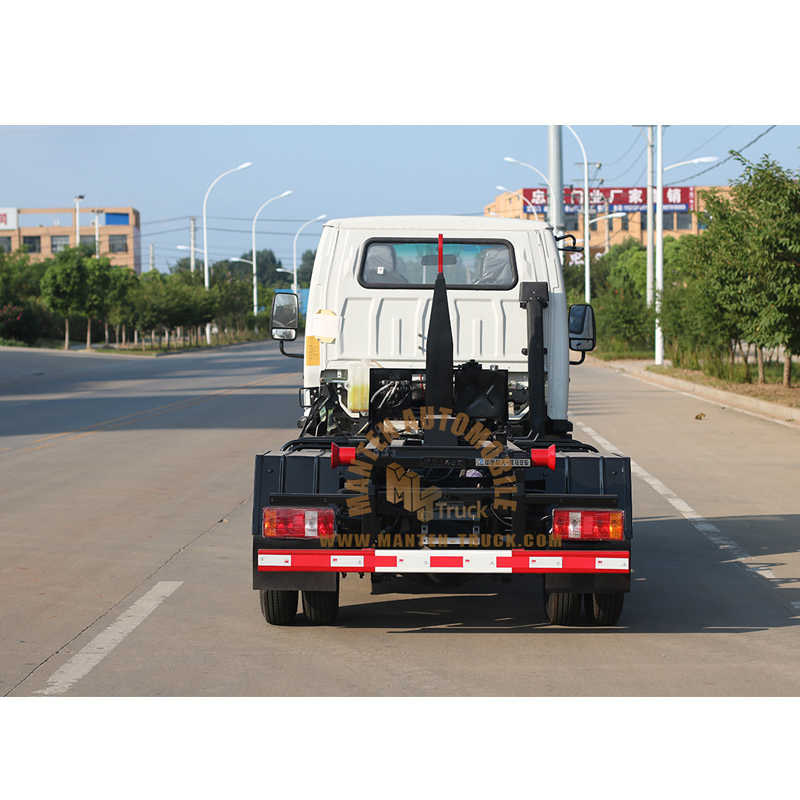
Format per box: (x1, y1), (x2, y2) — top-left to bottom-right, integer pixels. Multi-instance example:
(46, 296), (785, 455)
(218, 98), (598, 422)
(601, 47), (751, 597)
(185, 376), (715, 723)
(522, 187), (694, 214)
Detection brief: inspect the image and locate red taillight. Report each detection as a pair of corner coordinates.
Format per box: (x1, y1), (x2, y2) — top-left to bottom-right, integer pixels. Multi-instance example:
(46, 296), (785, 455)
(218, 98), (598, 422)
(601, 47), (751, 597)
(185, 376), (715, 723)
(263, 507), (335, 539)
(552, 509), (624, 541)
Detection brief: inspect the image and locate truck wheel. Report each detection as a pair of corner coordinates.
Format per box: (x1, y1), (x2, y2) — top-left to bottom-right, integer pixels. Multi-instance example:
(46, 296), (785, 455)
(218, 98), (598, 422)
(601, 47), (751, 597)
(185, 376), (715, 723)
(302, 582), (339, 626)
(259, 589), (298, 626)
(585, 592), (625, 626)
(544, 591), (582, 625)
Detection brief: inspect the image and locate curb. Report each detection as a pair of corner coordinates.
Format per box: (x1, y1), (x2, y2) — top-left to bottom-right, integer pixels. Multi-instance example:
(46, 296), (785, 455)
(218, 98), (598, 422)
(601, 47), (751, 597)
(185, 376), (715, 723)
(588, 356), (799, 427)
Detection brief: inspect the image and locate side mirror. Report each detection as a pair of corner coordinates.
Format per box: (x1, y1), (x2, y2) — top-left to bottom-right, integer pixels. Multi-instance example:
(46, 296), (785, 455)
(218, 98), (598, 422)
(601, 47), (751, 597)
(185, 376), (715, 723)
(270, 292), (299, 341)
(568, 304), (596, 352)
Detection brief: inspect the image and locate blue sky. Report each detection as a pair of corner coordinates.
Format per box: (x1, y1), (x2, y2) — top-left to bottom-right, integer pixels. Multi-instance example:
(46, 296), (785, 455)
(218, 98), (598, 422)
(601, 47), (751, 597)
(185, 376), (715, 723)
(3, 2), (796, 272)
(2, 124), (797, 272)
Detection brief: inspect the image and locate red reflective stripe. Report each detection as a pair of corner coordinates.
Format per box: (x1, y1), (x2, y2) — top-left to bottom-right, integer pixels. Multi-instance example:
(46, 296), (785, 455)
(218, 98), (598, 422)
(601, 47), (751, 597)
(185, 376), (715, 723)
(373, 552), (398, 569)
(430, 555), (464, 568)
(496, 553), (516, 570)
(257, 549), (629, 574)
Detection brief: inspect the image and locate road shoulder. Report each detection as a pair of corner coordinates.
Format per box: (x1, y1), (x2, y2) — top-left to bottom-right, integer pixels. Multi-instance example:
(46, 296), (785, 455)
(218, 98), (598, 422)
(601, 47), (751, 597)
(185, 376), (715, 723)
(588, 356), (799, 427)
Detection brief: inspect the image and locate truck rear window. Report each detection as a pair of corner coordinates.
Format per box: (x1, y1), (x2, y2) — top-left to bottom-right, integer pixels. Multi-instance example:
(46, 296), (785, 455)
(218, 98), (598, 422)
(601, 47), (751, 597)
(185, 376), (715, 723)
(359, 239), (517, 289)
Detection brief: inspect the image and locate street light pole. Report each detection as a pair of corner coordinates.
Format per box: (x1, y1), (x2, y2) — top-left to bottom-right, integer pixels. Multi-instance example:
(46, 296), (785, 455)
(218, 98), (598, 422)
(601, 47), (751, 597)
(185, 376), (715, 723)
(293, 214), (326, 294)
(503, 157), (555, 193)
(502, 158), (556, 223)
(564, 125), (591, 303)
(646, 126), (655, 307)
(251, 190), (292, 317)
(74, 194), (84, 248)
(654, 147), (718, 366)
(655, 124), (665, 365)
(202, 161), (252, 344)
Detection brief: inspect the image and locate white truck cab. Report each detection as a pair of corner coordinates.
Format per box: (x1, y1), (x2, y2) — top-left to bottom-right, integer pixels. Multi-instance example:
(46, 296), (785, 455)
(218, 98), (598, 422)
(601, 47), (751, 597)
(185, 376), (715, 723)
(299, 215), (574, 429)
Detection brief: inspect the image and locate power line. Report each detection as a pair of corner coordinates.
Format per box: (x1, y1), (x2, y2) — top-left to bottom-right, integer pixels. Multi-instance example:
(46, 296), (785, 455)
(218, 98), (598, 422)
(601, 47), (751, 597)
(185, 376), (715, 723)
(678, 125), (730, 161)
(603, 130), (642, 166)
(609, 126), (778, 187)
(678, 125), (777, 182)
(139, 215), (193, 227)
(605, 144), (647, 183)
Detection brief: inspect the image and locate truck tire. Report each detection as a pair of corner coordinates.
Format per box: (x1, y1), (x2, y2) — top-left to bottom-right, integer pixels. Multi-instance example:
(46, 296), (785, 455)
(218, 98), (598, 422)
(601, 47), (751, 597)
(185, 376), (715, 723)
(544, 591), (582, 625)
(302, 583), (339, 626)
(585, 592), (625, 626)
(260, 589), (298, 626)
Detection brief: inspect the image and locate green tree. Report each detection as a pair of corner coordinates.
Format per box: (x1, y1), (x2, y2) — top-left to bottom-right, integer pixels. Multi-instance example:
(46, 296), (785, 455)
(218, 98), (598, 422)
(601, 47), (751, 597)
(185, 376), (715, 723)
(40, 247), (90, 350)
(297, 249), (316, 287)
(0, 249), (52, 344)
(108, 266), (139, 345)
(237, 248), (287, 287)
(168, 268), (216, 344)
(660, 229), (739, 373)
(131, 271), (170, 349)
(590, 237), (654, 352)
(675, 154), (800, 386)
(211, 263), (251, 336)
(170, 256), (205, 276)
(84, 257), (114, 348)
(730, 153), (800, 386)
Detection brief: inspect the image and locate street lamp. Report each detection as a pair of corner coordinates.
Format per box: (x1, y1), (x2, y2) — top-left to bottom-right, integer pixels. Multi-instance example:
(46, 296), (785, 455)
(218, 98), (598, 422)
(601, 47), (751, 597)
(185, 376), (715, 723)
(573, 213), (627, 241)
(655, 145), (719, 365)
(564, 126), (592, 303)
(202, 161), (253, 344)
(496, 185), (539, 221)
(575, 211), (628, 255)
(177, 244), (207, 273)
(293, 214), (326, 293)
(593, 211), (626, 252)
(250, 190), (292, 317)
(234, 259), (292, 280)
(590, 211), (627, 225)
(503, 157), (555, 222)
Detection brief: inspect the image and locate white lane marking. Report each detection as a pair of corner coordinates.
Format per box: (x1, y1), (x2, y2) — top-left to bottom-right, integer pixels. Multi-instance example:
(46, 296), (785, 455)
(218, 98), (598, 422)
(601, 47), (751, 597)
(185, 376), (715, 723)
(35, 581), (183, 696)
(573, 421), (776, 581)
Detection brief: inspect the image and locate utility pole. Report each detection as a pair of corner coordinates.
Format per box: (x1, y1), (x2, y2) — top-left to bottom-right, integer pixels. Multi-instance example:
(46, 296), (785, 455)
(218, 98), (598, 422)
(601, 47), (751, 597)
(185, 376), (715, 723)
(150, 242), (155, 271)
(74, 194), (84, 247)
(548, 125), (565, 234)
(189, 217), (196, 273)
(646, 126), (655, 307)
(655, 124), (664, 365)
(93, 211), (100, 258)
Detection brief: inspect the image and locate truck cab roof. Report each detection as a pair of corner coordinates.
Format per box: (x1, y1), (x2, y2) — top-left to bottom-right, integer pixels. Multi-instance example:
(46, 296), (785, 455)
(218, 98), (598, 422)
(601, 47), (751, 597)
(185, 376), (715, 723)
(322, 215), (554, 233)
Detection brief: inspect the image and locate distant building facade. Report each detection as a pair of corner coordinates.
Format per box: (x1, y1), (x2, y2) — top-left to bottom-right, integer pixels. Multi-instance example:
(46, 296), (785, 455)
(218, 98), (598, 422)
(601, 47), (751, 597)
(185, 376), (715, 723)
(485, 185), (727, 263)
(0, 206), (141, 273)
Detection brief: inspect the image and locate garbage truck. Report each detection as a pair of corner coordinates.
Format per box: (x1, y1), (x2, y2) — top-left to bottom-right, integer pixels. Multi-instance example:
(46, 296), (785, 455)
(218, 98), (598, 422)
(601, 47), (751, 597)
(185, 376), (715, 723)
(252, 216), (632, 627)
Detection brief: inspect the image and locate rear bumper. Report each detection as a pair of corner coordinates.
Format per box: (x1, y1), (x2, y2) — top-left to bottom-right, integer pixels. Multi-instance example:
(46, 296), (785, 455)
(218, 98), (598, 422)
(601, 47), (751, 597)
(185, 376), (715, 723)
(256, 548), (630, 575)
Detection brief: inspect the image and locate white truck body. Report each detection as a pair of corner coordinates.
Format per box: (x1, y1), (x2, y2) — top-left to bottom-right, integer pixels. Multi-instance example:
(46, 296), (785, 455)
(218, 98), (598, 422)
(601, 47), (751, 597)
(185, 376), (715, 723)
(254, 214), (632, 628)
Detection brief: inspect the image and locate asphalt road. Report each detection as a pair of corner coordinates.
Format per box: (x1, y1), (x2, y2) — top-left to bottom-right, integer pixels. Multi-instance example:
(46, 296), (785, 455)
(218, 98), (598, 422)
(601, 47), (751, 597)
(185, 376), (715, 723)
(2, 342), (800, 698)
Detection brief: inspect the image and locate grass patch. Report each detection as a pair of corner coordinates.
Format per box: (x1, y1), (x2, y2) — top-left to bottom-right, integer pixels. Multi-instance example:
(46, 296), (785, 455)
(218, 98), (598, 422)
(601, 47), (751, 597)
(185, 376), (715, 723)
(649, 364), (800, 410)
(593, 348), (654, 361)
